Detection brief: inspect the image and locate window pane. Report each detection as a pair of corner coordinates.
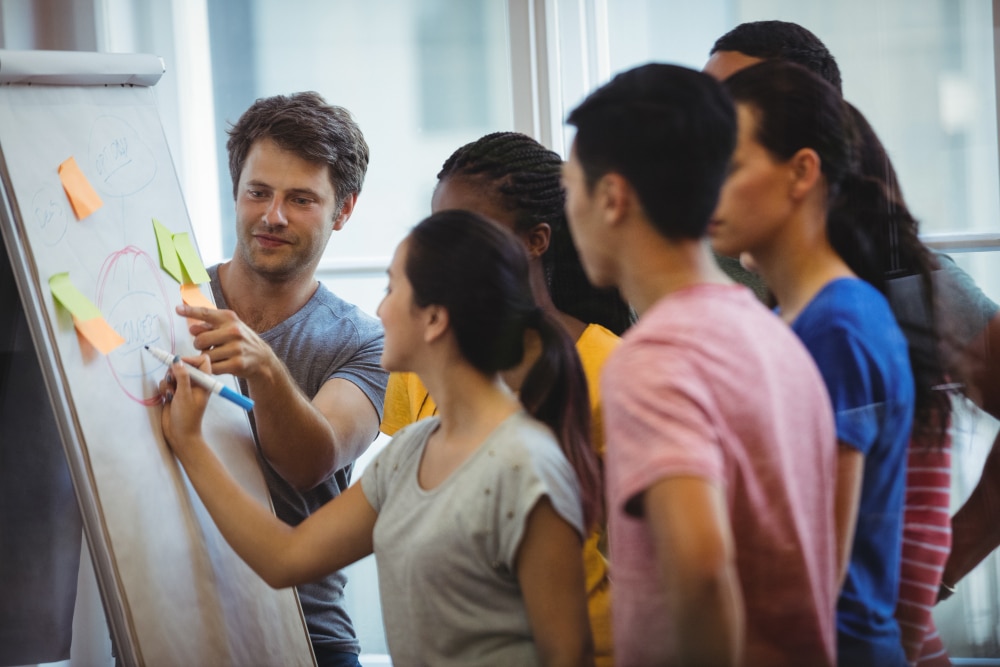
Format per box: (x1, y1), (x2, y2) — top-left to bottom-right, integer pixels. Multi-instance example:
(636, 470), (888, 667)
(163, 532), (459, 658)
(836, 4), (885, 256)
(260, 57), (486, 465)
(604, 0), (1000, 237)
(206, 0), (512, 270)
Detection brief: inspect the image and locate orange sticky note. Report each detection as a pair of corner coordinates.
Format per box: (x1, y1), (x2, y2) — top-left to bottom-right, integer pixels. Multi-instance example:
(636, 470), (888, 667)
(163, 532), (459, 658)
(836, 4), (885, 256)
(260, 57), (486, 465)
(49, 273), (124, 354)
(58, 156), (104, 220)
(180, 283), (216, 309)
(74, 315), (126, 355)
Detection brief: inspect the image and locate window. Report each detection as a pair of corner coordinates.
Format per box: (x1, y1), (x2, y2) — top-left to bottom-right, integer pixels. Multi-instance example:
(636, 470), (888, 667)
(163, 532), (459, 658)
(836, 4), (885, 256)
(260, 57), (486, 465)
(205, 0), (512, 283)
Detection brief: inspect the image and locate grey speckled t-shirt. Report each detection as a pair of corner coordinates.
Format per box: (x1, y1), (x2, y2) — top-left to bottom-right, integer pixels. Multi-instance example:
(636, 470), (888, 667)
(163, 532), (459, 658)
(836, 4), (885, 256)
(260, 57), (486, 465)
(361, 411), (583, 667)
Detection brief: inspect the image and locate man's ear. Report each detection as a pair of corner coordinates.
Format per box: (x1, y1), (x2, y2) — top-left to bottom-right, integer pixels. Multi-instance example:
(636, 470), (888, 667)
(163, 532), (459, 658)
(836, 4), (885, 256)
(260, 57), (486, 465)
(521, 223), (551, 259)
(788, 148), (822, 201)
(423, 304), (450, 344)
(332, 192), (359, 231)
(599, 172), (632, 225)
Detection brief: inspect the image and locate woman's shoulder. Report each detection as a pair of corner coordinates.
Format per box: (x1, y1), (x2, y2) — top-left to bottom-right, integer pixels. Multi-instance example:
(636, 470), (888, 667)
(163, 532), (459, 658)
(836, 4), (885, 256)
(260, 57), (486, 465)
(576, 323), (621, 371)
(492, 413), (573, 475)
(804, 278), (895, 329)
(378, 417), (440, 465)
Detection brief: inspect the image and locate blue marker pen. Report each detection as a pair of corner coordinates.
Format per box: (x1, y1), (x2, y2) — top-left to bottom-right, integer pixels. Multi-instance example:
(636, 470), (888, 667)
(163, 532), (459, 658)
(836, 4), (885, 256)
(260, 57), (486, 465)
(145, 345), (254, 412)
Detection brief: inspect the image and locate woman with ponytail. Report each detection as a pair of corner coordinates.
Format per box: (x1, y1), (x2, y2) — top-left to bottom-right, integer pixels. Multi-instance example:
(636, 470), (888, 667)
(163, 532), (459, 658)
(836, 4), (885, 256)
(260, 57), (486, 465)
(159, 210), (599, 666)
(710, 59), (925, 667)
(840, 104), (956, 666)
(382, 131), (626, 666)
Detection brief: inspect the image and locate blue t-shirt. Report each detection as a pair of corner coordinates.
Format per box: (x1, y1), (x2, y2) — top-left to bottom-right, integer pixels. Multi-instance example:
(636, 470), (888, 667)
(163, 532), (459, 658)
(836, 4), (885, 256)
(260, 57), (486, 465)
(790, 278), (913, 667)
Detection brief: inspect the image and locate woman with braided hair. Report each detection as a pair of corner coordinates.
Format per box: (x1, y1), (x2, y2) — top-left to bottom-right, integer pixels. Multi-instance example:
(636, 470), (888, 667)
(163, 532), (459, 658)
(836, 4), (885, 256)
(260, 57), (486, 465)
(382, 131), (630, 666)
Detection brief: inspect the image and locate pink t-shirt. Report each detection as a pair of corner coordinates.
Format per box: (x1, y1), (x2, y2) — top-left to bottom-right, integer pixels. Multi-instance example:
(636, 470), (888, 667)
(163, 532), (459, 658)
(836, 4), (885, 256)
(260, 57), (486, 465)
(603, 284), (837, 667)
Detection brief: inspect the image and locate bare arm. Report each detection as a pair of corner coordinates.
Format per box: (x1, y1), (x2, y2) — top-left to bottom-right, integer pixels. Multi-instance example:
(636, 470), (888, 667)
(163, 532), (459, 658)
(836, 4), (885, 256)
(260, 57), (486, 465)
(160, 356), (376, 588)
(834, 443), (864, 591)
(178, 304), (380, 491)
(940, 313), (1000, 595)
(963, 312), (1000, 418)
(516, 498), (593, 667)
(942, 429), (1000, 593)
(644, 476), (744, 667)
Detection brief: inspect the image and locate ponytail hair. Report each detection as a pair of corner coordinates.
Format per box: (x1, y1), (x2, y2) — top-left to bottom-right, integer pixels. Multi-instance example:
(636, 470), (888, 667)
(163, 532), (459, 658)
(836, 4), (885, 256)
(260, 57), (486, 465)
(828, 111), (953, 444)
(405, 209), (602, 527)
(520, 309), (602, 529)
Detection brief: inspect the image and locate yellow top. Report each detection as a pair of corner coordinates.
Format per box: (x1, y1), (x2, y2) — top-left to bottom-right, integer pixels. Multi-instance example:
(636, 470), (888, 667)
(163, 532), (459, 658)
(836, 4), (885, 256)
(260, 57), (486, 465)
(380, 323), (620, 666)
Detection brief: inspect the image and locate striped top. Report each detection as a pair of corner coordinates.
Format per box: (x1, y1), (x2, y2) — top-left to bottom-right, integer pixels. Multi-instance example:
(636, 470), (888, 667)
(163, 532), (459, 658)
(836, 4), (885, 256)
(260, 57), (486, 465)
(895, 434), (952, 666)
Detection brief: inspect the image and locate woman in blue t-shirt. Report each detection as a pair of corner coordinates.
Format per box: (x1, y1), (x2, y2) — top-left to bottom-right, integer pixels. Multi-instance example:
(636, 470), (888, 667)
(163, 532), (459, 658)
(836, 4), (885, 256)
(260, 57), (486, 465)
(709, 60), (949, 667)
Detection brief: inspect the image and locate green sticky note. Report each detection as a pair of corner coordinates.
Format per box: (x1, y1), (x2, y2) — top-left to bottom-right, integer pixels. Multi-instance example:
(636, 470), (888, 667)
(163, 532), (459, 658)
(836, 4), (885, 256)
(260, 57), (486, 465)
(49, 272), (103, 320)
(153, 218), (184, 283)
(172, 232), (211, 285)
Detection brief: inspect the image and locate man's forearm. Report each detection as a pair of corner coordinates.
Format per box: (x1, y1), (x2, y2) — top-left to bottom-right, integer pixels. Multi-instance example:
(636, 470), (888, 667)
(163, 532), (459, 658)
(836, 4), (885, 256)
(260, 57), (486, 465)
(671, 565), (744, 667)
(246, 360), (339, 490)
(943, 430), (1000, 590)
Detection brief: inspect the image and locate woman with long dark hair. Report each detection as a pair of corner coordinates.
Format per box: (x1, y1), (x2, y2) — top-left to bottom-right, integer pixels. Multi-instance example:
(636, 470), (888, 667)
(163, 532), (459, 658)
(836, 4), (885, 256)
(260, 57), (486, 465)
(710, 60), (950, 667)
(159, 210), (601, 666)
(382, 131), (629, 666)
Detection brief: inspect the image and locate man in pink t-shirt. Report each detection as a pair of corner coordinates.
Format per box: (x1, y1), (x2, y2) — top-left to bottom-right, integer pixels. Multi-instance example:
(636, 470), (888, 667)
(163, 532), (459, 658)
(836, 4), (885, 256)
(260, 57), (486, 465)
(562, 63), (838, 666)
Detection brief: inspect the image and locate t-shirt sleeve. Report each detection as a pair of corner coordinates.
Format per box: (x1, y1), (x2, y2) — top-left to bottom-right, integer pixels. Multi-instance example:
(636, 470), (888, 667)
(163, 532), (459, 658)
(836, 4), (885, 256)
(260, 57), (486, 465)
(602, 344), (725, 518)
(934, 252), (999, 347)
(330, 324), (388, 421)
(495, 427), (584, 569)
(801, 326), (881, 454)
(360, 426), (406, 513)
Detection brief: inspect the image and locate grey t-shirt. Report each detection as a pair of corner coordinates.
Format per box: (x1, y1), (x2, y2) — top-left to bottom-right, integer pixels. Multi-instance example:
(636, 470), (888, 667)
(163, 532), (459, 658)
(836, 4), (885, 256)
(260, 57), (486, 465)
(934, 251), (999, 346)
(361, 412), (584, 667)
(209, 264), (388, 657)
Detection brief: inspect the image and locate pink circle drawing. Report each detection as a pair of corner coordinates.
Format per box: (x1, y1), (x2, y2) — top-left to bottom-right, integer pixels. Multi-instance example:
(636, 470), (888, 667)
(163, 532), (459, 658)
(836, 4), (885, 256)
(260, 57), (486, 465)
(96, 246), (176, 405)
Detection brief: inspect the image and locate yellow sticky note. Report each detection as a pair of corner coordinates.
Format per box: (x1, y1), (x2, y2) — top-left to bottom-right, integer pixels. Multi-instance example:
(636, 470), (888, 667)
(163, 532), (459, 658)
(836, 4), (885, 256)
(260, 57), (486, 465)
(58, 156), (104, 220)
(49, 272), (103, 320)
(180, 283), (216, 309)
(172, 232), (211, 285)
(49, 273), (124, 354)
(153, 218), (184, 283)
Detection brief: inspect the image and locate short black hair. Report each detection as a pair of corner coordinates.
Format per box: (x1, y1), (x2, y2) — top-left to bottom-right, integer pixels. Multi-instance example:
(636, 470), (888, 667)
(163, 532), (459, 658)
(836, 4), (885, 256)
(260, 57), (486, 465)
(710, 20), (842, 93)
(567, 63), (736, 240)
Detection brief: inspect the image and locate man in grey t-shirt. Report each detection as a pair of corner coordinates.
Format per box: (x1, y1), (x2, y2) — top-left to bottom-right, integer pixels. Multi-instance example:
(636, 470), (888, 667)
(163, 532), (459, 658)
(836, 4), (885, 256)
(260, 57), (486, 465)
(176, 92), (387, 667)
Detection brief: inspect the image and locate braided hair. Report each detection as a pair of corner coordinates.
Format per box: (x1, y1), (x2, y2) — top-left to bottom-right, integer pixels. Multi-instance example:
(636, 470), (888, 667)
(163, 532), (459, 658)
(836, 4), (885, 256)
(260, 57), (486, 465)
(437, 131), (634, 335)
